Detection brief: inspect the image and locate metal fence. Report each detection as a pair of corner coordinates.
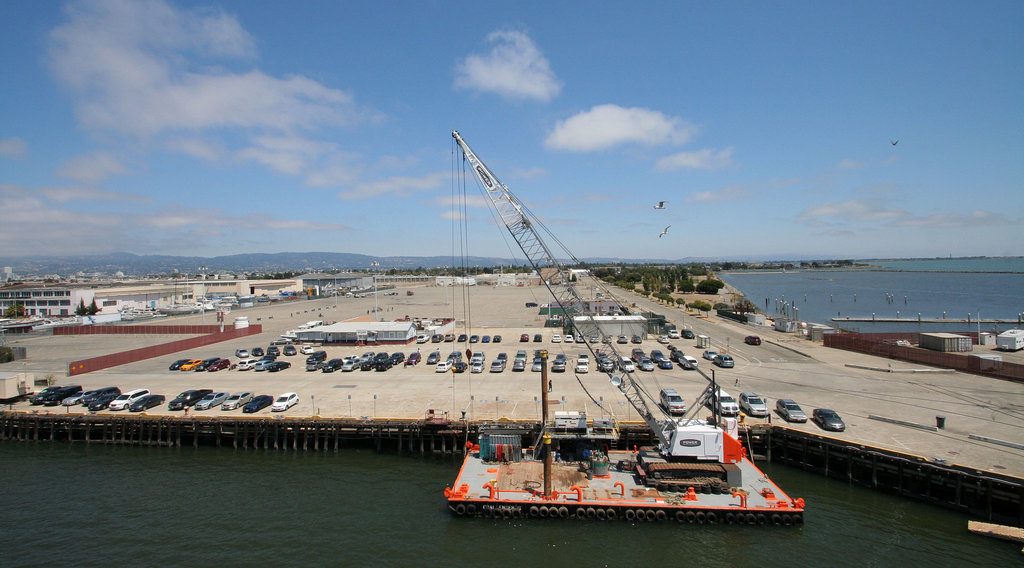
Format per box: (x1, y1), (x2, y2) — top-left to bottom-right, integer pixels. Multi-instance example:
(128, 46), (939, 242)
(824, 331), (1024, 383)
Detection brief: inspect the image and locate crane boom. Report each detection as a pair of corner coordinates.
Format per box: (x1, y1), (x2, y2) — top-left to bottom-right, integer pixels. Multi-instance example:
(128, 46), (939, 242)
(451, 130), (674, 451)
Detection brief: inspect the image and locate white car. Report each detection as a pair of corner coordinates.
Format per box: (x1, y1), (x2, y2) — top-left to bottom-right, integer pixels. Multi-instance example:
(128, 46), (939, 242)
(271, 392), (299, 412)
(551, 334), (562, 343)
(236, 358), (258, 371)
(563, 334), (574, 343)
(668, 330), (681, 339)
(108, 388), (150, 411)
(657, 335), (670, 344)
(681, 355), (699, 368)
(436, 360), (452, 372)
(575, 355), (590, 373)
(471, 361), (484, 373)
(221, 392), (253, 410)
(341, 359), (359, 372)
(575, 334), (584, 343)
(702, 350), (719, 361)
(300, 345), (315, 355)
(618, 357), (635, 372)
(235, 348), (250, 358)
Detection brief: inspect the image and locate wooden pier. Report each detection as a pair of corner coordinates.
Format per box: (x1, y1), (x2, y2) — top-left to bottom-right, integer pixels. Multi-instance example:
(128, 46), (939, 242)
(2, 412), (1020, 525)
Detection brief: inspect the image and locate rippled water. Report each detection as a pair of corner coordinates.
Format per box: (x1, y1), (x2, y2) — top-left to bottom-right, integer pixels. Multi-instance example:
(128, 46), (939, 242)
(2, 443), (1019, 567)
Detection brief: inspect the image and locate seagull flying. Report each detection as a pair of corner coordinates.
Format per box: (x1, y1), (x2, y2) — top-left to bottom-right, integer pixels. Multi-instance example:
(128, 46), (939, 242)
(891, 139), (899, 146)
(659, 225), (670, 238)
(653, 201), (667, 209)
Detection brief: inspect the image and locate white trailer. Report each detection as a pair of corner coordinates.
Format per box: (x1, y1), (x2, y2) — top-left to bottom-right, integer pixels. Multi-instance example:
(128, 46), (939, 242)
(996, 329), (1024, 351)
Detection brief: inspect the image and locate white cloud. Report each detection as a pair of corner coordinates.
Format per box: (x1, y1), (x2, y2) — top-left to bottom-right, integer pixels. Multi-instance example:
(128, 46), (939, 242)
(236, 135), (337, 175)
(0, 137), (28, 158)
(454, 30), (561, 102)
(48, 0), (363, 137)
(545, 104), (696, 152)
(798, 198), (908, 223)
(656, 147), (734, 171)
(38, 185), (141, 203)
(894, 210), (1014, 228)
(339, 172), (448, 200)
(837, 158), (866, 169)
(686, 184), (749, 203)
(509, 166), (546, 180)
(57, 152), (126, 184)
(165, 137), (225, 161)
(435, 194), (491, 208)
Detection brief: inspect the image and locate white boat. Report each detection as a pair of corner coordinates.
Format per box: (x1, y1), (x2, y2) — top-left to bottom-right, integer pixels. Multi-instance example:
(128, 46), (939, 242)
(159, 303), (201, 315)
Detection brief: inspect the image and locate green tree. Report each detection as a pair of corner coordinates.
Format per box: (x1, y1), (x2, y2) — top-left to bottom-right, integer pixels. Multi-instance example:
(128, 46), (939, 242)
(696, 279), (725, 294)
(3, 302), (26, 318)
(87, 299), (99, 315)
(688, 300), (712, 313)
(75, 299), (89, 316)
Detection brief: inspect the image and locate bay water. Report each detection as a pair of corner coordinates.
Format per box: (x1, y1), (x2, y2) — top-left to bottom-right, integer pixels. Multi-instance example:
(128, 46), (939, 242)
(2, 442), (1019, 567)
(720, 259), (1024, 334)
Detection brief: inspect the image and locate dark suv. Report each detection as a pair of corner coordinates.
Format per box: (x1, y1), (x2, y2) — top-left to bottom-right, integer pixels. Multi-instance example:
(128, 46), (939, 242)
(168, 389), (213, 410)
(36, 385), (83, 406)
(81, 386), (121, 406)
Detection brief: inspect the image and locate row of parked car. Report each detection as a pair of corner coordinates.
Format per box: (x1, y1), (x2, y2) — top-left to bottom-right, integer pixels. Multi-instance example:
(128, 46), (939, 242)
(696, 389), (846, 431)
(28, 385), (300, 414)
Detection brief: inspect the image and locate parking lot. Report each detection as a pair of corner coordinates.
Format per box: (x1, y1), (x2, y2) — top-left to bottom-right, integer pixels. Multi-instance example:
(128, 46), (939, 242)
(6, 281), (1024, 473)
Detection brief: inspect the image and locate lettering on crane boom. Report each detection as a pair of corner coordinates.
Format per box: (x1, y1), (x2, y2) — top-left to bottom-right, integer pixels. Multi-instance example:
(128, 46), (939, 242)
(476, 165), (493, 188)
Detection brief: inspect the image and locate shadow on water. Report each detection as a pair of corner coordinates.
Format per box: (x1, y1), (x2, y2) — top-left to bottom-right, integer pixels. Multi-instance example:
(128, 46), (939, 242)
(1, 443), (1018, 568)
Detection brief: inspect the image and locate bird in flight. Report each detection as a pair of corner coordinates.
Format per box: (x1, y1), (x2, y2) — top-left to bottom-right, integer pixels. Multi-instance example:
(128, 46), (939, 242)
(659, 225), (670, 238)
(653, 201), (667, 209)
(891, 139), (899, 146)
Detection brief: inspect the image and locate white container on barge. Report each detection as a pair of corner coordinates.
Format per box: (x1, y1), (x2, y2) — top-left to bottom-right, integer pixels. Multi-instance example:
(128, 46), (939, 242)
(996, 329), (1024, 351)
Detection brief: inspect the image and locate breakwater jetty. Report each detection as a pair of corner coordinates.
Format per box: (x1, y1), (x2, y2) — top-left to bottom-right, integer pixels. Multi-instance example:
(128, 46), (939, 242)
(2, 411), (1020, 525)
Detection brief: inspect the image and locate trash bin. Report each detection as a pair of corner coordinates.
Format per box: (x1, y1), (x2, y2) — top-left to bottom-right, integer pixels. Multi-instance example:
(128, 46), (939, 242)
(936, 415), (945, 429)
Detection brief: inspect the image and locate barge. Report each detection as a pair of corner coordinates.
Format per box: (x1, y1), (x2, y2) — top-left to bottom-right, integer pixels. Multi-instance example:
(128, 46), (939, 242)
(445, 419), (805, 525)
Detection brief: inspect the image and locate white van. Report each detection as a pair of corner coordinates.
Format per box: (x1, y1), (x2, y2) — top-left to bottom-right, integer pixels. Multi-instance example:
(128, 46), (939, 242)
(109, 388), (150, 411)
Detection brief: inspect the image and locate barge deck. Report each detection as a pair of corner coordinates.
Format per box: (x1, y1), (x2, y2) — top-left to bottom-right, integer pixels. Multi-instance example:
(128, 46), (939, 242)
(445, 447), (805, 525)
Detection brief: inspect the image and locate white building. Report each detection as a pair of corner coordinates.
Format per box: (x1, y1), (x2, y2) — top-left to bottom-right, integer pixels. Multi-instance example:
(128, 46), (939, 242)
(294, 318), (417, 345)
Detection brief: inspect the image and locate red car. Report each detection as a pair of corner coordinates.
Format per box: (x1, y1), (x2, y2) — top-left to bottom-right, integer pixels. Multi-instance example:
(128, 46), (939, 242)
(206, 358), (231, 371)
(744, 336), (762, 346)
(520, 333), (530, 342)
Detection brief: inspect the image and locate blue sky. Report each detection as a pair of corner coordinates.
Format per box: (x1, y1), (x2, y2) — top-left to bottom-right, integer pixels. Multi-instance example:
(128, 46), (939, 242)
(1, 1), (1021, 262)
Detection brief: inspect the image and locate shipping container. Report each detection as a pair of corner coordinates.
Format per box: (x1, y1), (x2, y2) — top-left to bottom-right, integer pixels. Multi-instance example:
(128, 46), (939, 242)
(919, 332), (973, 352)
(996, 329), (1024, 351)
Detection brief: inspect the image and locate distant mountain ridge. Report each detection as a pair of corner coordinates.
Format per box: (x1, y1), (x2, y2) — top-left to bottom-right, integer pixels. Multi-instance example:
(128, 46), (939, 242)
(0, 251), (690, 276)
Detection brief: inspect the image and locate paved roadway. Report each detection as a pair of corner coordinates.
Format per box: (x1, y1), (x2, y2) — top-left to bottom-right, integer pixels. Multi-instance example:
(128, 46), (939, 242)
(3, 282), (1022, 475)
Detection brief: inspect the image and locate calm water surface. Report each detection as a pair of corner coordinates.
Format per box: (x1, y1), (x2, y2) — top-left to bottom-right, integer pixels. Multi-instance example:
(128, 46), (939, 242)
(2, 443), (1018, 567)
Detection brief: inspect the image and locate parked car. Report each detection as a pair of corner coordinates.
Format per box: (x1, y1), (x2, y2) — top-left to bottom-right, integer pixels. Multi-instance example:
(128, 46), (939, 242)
(242, 395), (274, 413)
(436, 360), (452, 372)
(37, 385), (83, 406)
(469, 335), (479, 343)
(531, 357), (543, 372)
(234, 349), (249, 359)
(617, 335), (628, 344)
(551, 334), (562, 343)
(679, 355), (699, 369)
(551, 354), (567, 372)
(283, 344), (297, 356)
(705, 389), (740, 416)
(659, 388), (687, 416)
(221, 392), (254, 411)
(452, 361), (467, 373)
(194, 357), (222, 372)
(631, 348), (646, 360)
(426, 351), (441, 365)
(564, 334), (574, 343)
(702, 350), (719, 361)
(492, 335), (502, 343)
(78, 387), (119, 407)
(458, 334), (468, 343)
(300, 345), (315, 355)
(657, 359), (673, 370)
(179, 359), (204, 371)
(168, 358), (190, 371)
(264, 361), (288, 372)
(713, 354), (735, 368)
(681, 329), (695, 339)
(618, 357), (635, 372)
(512, 359), (526, 372)
(744, 335), (762, 346)
(575, 355), (590, 374)
(271, 392), (299, 412)
(322, 358), (345, 372)
(598, 357), (615, 372)
(444, 334), (455, 342)
(252, 359), (273, 371)
(405, 352), (421, 366)
(638, 357), (655, 371)
(812, 408), (846, 431)
(108, 388), (150, 411)
(251, 347), (264, 357)
(87, 392), (121, 411)
(390, 352), (405, 365)
(650, 349), (666, 363)
(206, 358), (231, 372)
(306, 359), (324, 371)
(62, 389), (94, 406)
(431, 334), (443, 343)
(738, 392), (770, 417)
(520, 333), (529, 342)
(631, 335), (643, 344)
(236, 358), (258, 371)
(525, 302), (537, 307)
(668, 330), (681, 339)
(471, 361), (485, 373)
(489, 359), (505, 372)
(194, 391), (229, 410)
(168, 389), (213, 410)
(129, 394), (165, 412)
(657, 335), (670, 344)
(533, 334), (543, 342)
(775, 399), (808, 423)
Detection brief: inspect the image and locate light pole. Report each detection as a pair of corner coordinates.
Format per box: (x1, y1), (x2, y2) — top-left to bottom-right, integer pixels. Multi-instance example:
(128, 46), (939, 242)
(372, 261), (380, 321)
